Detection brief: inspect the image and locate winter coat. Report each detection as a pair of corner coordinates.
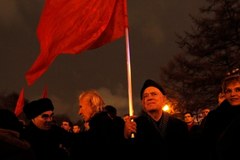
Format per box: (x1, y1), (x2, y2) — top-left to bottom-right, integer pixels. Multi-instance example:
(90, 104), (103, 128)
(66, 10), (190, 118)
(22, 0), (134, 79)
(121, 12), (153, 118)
(0, 128), (36, 160)
(203, 100), (240, 160)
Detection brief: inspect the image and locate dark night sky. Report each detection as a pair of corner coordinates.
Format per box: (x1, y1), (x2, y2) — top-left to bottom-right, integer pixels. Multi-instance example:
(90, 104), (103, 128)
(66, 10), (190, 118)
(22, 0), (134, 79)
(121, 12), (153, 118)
(0, 0), (206, 122)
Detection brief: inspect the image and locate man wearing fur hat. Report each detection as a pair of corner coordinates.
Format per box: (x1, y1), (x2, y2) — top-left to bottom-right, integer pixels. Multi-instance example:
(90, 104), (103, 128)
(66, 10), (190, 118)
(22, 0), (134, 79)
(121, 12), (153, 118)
(21, 98), (69, 160)
(124, 79), (189, 159)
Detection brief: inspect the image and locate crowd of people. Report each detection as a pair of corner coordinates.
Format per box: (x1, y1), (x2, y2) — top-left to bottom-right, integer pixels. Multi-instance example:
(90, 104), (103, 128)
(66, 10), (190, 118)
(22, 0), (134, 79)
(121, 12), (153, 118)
(1, 68), (240, 160)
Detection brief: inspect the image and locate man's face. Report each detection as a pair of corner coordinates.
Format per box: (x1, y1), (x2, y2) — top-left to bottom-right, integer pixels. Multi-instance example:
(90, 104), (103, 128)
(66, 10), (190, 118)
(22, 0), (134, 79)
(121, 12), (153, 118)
(61, 121), (71, 132)
(141, 86), (166, 113)
(78, 96), (94, 122)
(184, 113), (194, 124)
(32, 110), (54, 130)
(201, 109), (210, 117)
(73, 125), (80, 133)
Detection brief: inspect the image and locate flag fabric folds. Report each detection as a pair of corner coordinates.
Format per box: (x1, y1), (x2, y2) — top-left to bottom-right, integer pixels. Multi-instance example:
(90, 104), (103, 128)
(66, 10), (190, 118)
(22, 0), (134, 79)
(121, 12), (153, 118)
(25, 0), (127, 86)
(14, 88), (25, 117)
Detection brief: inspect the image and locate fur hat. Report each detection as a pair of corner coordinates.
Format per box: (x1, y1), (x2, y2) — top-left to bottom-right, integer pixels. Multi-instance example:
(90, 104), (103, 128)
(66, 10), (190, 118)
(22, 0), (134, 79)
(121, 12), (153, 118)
(140, 79), (166, 99)
(0, 109), (22, 132)
(23, 98), (54, 119)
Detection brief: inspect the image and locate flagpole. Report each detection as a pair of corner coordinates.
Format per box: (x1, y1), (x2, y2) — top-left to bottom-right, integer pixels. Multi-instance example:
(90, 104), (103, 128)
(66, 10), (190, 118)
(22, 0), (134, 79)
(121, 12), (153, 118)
(123, 0), (134, 117)
(124, 27), (134, 117)
(123, 0), (135, 138)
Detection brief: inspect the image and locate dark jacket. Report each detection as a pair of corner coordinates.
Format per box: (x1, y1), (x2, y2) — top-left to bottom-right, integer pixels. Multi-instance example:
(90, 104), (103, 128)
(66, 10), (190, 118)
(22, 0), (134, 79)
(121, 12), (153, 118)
(128, 111), (189, 160)
(203, 100), (240, 160)
(70, 111), (125, 158)
(89, 111), (124, 144)
(0, 129), (36, 160)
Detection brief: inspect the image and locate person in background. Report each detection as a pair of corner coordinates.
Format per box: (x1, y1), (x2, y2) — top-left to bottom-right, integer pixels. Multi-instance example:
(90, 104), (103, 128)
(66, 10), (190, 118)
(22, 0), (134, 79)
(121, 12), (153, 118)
(199, 107), (211, 127)
(201, 107), (211, 119)
(61, 119), (73, 133)
(104, 105), (117, 119)
(124, 79), (189, 159)
(183, 111), (203, 158)
(104, 105), (125, 143)
(21, 98), (70, 160)
(218, 92), (225, 106)
(203, 68), (240, 160)
(0, 109), (36, 160)
(183, 111), (199, 131)
(60, 119), (74, 154)
(72, 124), (81, 134)
(83, 122), (90, 131)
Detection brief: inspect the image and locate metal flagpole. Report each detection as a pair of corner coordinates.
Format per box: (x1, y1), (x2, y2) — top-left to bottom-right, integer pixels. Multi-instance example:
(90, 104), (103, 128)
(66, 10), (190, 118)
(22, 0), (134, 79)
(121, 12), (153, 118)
(123, 0), (134, 117)
(125, 27), (134, 117)
(123, 0), (135, 138)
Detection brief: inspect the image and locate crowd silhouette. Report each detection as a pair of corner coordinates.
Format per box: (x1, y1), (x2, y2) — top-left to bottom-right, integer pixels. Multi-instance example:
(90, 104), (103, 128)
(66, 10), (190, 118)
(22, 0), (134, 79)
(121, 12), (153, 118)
(1, 68), (240, 160)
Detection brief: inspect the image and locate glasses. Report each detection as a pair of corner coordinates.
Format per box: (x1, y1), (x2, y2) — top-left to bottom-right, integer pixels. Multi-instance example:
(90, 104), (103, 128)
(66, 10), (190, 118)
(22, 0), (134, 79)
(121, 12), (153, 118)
(41, 113), (54, 120)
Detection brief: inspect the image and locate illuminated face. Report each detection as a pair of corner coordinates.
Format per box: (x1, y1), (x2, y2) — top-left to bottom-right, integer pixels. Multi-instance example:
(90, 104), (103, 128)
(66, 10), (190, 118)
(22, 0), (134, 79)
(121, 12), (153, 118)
(184, 113), (194, 124)
(224, 81), (240, 106)
(61, 121), (71, 132)
(141, 87), (166, 113)
(201, 108), (210, 118)
(73, 125), (80, 133)
(32, 110), (54, 130)
(78, 96), (94, 122)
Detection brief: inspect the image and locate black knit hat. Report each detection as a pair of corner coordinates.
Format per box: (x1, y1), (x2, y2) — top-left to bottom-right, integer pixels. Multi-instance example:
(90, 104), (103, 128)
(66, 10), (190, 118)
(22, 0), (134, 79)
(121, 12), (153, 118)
(0, 109), (22, 132)
(23, 98), (54, 119)
(140, 79), (166, 99)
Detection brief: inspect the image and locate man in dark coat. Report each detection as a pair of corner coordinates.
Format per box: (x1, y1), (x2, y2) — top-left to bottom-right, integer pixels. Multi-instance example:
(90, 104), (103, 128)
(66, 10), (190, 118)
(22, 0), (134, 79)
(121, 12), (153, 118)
(124, 79), (189, 159)
(70, 90), (125, 158)
(21, 98), (70, 160)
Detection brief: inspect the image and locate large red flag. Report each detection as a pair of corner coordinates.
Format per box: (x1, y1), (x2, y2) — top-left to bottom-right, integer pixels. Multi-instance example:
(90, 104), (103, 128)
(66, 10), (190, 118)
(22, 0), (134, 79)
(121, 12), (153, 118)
(14, 88), (25, 117)
(25, 0), (127, 86)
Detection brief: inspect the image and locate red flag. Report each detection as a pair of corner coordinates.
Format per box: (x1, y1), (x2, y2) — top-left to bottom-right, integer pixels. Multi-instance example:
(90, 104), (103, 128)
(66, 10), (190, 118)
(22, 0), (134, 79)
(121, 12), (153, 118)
(25, 0), (128, 86)
(42, 85), (48, 98)
(14, 88), (25, 117)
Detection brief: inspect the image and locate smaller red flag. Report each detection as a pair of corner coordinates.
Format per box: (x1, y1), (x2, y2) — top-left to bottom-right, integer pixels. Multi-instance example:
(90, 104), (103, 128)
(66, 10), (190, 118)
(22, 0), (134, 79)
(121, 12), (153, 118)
(42, 85), (48, 98)
(14, 88), (25, 117)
